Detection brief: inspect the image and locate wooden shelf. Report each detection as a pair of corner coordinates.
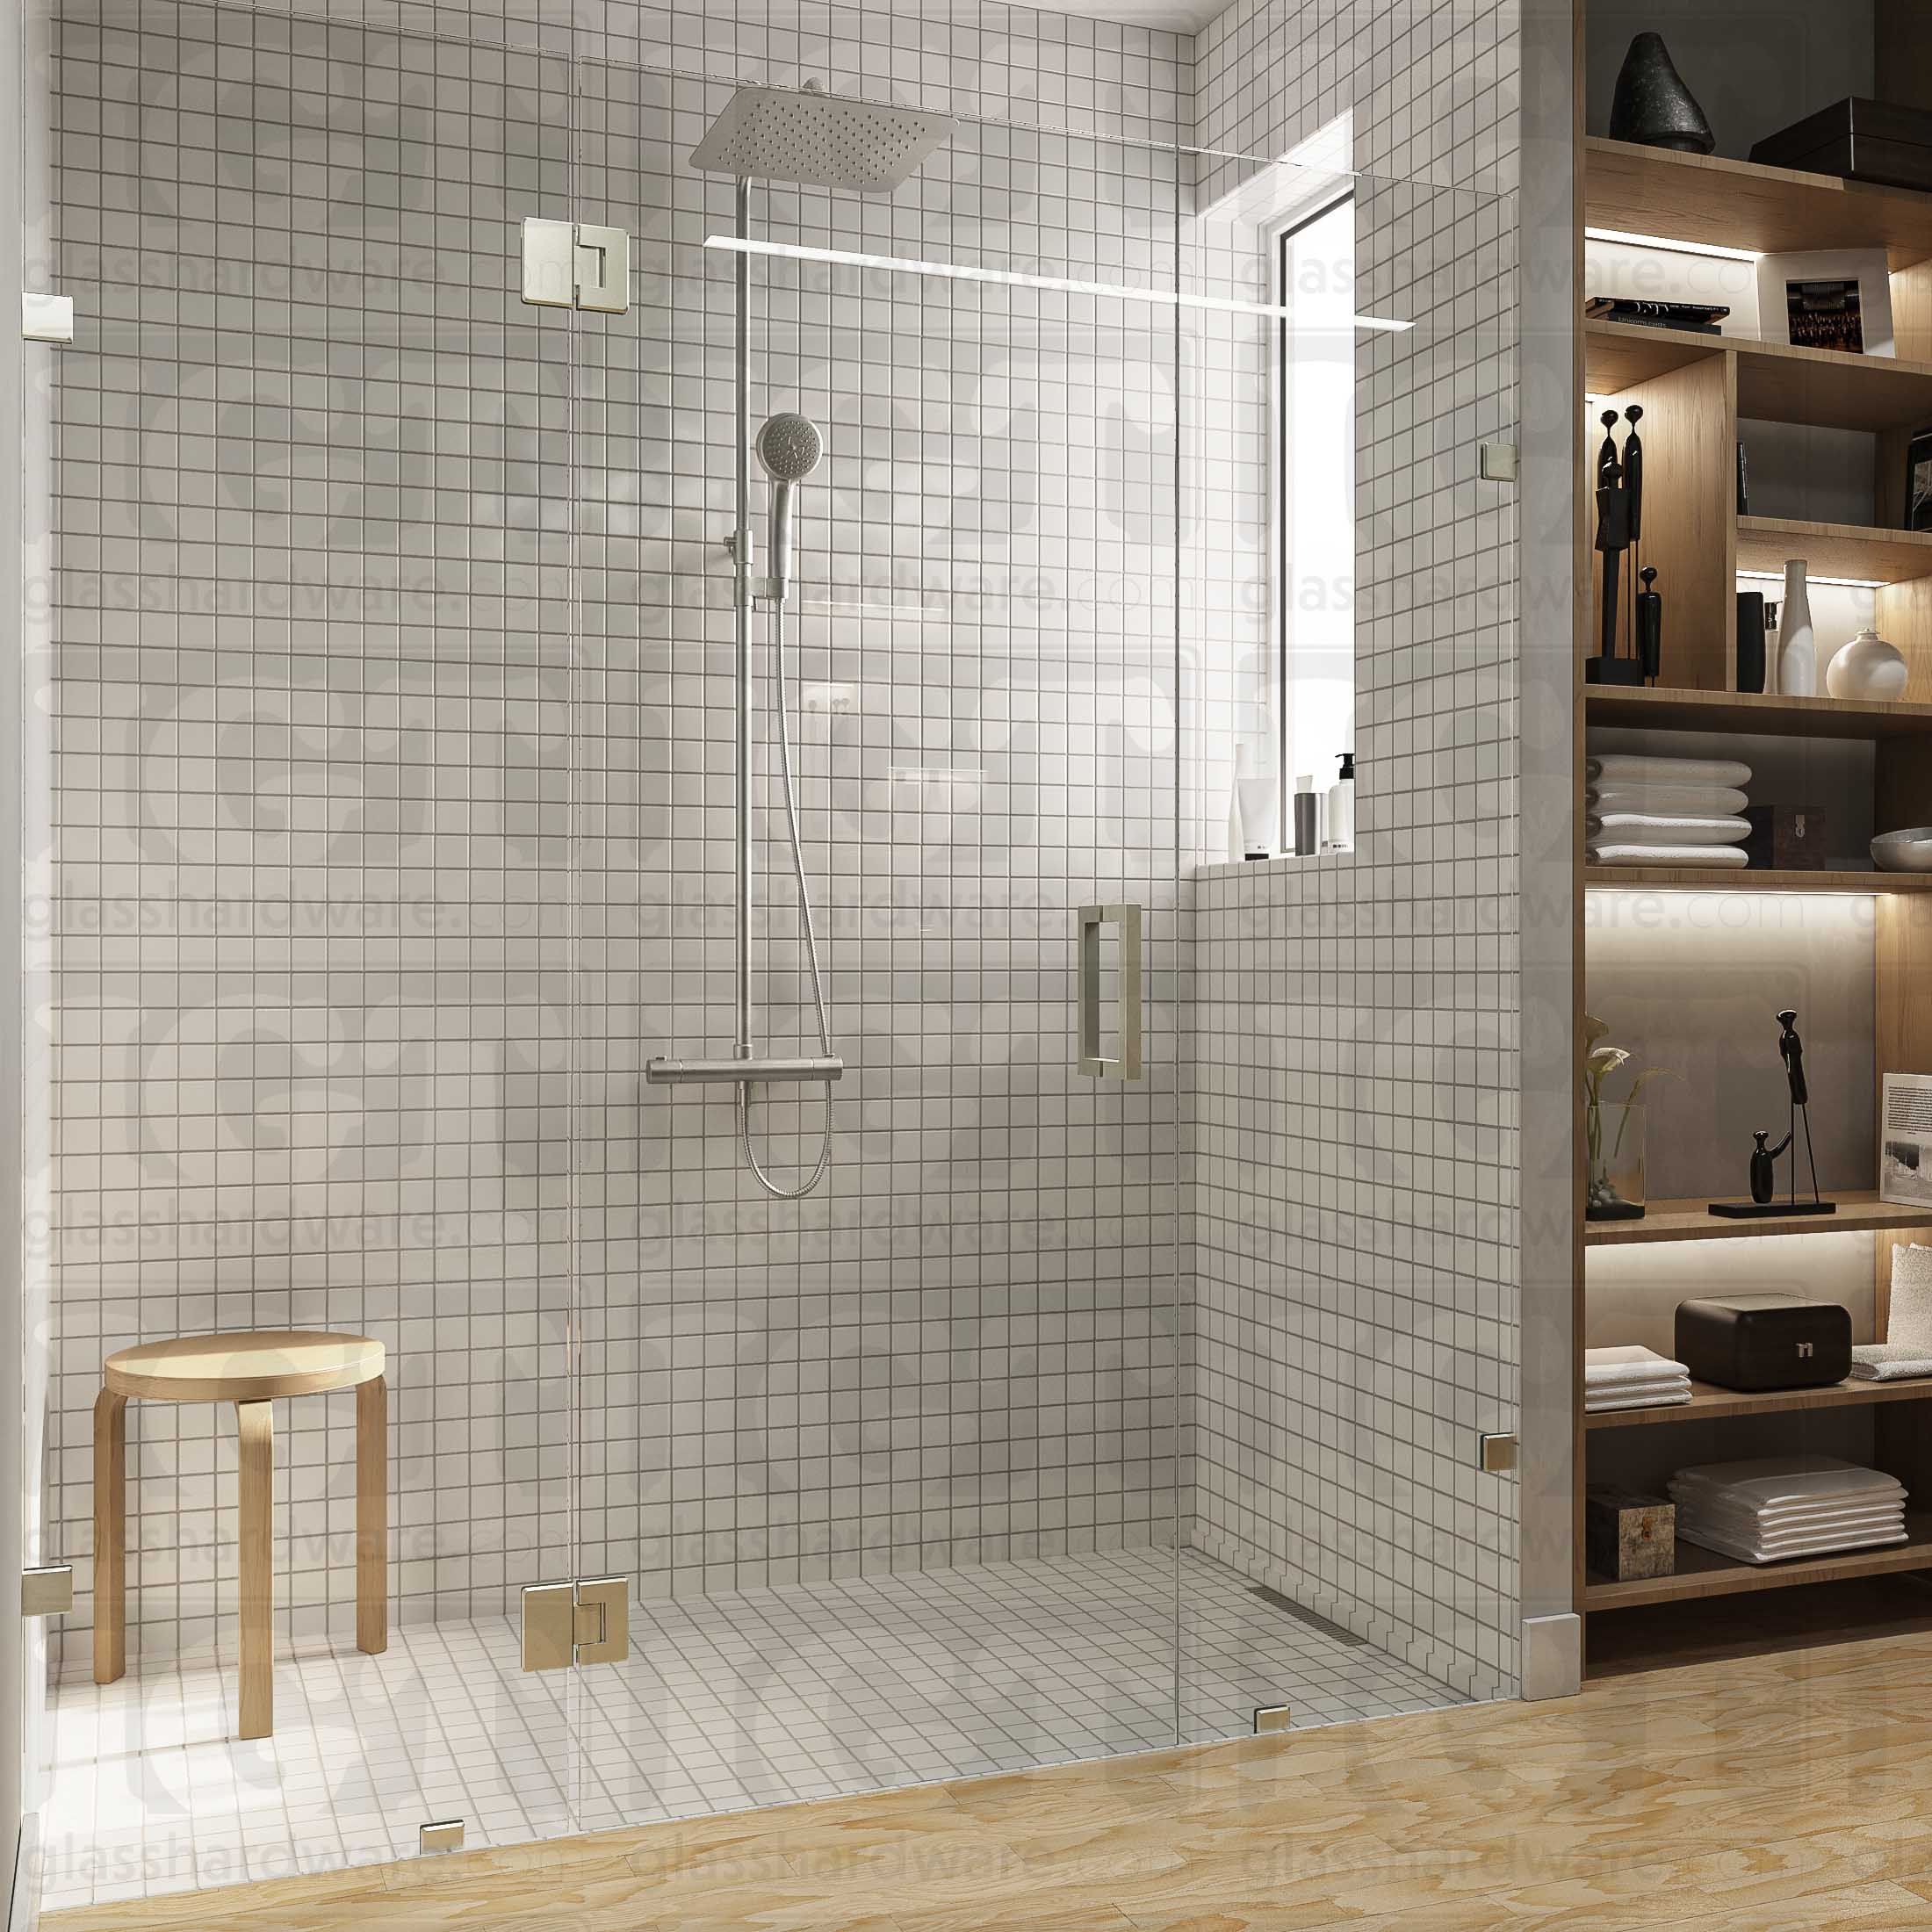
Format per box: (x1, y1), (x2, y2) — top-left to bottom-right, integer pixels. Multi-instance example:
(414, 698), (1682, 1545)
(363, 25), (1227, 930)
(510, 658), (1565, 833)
(1585, 1376), (1932, 1431)
(1737, 515), (1932, 587)
(1583, 1514), (1932, 1609)
(1734, 338), (1932, 435)
(1584, 865), (1932, 893)
(1583, 323), (1932, 436)
(1584, 137), (1932, 270)
(1582, 320), (1722, 396)
(1585, 684), (1932, 739)
(1585, 1190), (1932, 1246)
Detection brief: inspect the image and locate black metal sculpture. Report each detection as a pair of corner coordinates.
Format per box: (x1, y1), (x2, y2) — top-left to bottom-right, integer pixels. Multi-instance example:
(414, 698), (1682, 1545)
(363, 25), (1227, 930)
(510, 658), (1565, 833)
(1710, 1008), (1838, 1218)
(1587, 407), (1660, 686)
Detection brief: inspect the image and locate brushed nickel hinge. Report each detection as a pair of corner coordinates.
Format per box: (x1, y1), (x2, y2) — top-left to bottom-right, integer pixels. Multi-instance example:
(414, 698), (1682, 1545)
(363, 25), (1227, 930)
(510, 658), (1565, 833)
(520, 219), (629, 314)
(1479, 1431), (1519, 1474)
(21, 1565), (73, 1617)
(1253, 1704), (1293, 1735)
(420, 1819), (465, 1854)
(521, 1575), (631, 1671)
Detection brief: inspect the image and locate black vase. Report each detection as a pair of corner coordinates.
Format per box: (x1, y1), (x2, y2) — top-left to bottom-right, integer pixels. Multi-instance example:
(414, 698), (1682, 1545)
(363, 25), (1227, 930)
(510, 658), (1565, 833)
(1609, 33), (1716, 155)
(1736, 592), (1767, 694)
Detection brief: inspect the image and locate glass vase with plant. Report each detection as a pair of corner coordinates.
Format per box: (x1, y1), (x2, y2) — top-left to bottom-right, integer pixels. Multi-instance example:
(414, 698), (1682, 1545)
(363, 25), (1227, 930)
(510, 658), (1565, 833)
(1582, 1014), (1676, 1222)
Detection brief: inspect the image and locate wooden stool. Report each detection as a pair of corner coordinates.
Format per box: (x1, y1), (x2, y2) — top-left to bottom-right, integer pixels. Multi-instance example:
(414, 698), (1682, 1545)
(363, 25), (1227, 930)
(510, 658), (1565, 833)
(93, 1330), (387, 1740)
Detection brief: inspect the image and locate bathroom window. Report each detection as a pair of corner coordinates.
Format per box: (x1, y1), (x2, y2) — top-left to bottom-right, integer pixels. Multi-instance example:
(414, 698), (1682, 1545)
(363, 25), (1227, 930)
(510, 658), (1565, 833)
(1272, 190), (1357, 827)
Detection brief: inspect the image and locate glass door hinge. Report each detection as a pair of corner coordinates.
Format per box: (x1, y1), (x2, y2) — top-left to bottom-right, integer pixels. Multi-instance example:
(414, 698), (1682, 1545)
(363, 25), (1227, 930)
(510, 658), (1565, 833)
(521, 220), (630, 314)
(1479, 1431), (1519, 1474)
(520, 1575), (630, 1670)
(21, 1565), (73, 1617)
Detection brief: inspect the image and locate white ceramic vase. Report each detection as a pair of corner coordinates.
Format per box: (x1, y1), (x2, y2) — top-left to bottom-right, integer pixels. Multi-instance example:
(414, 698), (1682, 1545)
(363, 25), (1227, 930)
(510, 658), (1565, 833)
(1826, 625), (1909, 701)
(1777, 559), (1815, 697)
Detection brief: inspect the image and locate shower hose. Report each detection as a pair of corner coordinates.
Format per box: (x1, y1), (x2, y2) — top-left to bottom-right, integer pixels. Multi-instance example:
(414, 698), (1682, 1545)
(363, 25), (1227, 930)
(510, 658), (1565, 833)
(739, 599), (834, 1200)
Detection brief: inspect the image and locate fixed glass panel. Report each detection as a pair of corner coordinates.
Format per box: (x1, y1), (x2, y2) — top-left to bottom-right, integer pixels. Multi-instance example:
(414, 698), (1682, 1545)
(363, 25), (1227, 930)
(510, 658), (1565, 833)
(33, 10), (580, 1908)
(1181, 150), (1521, 1734)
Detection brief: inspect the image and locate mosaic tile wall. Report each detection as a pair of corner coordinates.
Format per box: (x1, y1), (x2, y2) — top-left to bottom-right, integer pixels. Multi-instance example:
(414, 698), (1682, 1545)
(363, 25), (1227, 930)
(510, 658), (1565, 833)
(46, 0), (1195, 1668)
(1183, 0), (1523, 1703)
(43, 0), (1524, 1711)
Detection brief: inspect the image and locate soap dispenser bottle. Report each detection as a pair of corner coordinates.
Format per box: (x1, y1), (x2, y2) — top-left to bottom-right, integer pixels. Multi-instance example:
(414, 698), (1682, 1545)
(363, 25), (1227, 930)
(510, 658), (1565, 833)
(1325, 751), (1355, 853)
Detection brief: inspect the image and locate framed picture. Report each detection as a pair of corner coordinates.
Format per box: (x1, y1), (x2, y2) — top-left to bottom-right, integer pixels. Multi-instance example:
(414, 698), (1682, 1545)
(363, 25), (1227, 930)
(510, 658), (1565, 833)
(1906, 427), (1932, 532)
(1882, 1074), (1932, 1208)
(1755, 249), (1895, 357)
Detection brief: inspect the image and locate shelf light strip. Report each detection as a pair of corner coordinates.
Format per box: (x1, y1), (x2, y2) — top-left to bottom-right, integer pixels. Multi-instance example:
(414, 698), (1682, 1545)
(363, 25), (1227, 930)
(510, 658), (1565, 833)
(703, 235), (1415, 333)
(1585, 226), (1761, 263)
(1738, 570), (1887, 590)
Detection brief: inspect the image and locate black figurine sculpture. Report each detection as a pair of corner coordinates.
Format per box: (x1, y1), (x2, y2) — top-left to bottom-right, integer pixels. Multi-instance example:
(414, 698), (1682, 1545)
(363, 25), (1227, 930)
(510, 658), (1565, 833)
(1709, 1008), (1838, 1219)
(1608, 32), (1716, 155)
(1587, 407), (1647, 685)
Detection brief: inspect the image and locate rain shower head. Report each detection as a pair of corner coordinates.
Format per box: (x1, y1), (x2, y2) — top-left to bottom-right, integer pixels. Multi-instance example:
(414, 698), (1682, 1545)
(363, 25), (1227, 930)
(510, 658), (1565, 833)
(756, 412), (824, 484)
(691, 84), (955, 194)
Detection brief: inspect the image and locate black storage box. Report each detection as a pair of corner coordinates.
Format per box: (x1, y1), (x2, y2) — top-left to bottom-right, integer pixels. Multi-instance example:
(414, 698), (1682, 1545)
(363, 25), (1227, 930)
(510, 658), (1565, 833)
(1675, 1294), (1852, 1392)
(1749, 97), (1932, 194)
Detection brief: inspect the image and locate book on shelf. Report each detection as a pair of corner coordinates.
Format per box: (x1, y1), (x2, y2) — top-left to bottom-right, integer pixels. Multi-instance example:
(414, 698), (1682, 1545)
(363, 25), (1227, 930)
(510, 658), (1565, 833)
(1585, 296), (1730, 335)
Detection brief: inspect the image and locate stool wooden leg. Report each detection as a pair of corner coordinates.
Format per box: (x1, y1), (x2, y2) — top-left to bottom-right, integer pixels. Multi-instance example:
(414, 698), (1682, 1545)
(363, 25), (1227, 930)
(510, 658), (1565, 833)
(356, 1374), (387, 1654)
(235, 1399), (273, 1741)
(92, 1390), (127, 1685)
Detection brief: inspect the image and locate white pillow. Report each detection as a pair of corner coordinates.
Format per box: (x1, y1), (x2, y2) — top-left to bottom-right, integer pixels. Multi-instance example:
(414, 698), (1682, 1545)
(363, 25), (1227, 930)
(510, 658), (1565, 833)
(1889, 1244), (1932, 1351)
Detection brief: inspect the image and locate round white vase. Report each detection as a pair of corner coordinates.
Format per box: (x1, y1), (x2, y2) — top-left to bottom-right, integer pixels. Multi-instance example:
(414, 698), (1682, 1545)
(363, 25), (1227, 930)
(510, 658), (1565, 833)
(1777, 559), (1815, 697)
(1826, 625), (1909, 701)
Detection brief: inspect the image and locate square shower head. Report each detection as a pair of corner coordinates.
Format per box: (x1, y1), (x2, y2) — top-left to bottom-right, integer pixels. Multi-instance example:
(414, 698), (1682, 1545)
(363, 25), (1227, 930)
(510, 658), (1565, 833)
(690, 85), (955, 194)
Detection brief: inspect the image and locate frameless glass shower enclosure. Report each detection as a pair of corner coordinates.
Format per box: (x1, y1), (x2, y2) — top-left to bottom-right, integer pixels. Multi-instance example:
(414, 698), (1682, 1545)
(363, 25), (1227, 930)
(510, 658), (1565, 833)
(8, 1), (1518, 1909)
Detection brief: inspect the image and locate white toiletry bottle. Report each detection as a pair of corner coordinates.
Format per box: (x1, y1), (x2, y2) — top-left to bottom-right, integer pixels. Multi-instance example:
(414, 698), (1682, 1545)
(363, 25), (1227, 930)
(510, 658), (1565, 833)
(1325, 751), (1354, 852)
(1235, 740), (1275, 859)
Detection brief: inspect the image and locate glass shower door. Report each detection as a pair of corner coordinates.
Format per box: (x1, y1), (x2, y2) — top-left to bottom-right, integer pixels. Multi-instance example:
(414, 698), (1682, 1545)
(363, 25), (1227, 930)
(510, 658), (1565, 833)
(567, 69), (1188, 1827)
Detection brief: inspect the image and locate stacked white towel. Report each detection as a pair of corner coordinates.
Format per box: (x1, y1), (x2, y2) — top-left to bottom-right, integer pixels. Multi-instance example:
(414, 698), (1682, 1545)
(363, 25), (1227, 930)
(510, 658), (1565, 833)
(1584, 1344), (1692, 1413)
(1586, 754), (1753, 869)
(1669, 1455), (1908, 1564)
(1849, 1343), (1932, 1382)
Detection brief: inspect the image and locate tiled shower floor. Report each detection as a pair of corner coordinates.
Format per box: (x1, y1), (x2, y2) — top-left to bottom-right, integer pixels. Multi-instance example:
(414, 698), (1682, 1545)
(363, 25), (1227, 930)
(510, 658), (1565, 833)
(38, 1546), (1466, 1913)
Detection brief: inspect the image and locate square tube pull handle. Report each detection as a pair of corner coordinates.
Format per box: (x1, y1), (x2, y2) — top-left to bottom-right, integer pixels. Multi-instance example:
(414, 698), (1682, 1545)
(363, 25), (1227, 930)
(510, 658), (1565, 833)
(1078, 904), (1143, 1081)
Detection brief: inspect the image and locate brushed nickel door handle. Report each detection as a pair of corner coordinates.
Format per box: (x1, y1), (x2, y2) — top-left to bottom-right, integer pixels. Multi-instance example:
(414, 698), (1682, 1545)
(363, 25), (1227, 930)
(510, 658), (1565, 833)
(1078, 904), (1143, 1080)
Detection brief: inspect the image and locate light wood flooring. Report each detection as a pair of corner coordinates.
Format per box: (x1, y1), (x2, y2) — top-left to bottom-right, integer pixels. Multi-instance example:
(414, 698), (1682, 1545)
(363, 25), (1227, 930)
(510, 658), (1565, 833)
(44, 1619), (1932, 1931)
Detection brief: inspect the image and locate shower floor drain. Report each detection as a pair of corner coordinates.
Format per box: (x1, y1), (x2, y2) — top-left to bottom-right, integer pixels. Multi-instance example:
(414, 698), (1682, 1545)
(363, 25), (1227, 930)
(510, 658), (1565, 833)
(1250, 1584), (1367, 1647)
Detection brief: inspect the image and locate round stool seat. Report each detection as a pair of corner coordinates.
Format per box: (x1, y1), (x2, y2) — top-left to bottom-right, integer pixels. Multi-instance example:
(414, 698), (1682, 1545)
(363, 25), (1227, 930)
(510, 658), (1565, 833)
(105, 1330), (385, 1404)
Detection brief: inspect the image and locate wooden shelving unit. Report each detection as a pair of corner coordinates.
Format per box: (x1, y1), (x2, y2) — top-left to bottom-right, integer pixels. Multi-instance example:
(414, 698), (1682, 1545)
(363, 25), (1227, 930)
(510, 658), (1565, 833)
(1581, 1515), (1932, 1610)
(1584, 686), (1932, 739)
(1574, 113), (1932, 1665)
(1585, 1375), (1932, 1430)
(1584, 1191), (1932, 1248)
(1584, 865), (1932, 893)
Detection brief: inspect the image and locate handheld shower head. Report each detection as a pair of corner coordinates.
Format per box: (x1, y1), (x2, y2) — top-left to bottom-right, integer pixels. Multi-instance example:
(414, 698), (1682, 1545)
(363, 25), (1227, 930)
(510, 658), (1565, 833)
(758, 413), (823, 601)
(757, 412), (824, 484)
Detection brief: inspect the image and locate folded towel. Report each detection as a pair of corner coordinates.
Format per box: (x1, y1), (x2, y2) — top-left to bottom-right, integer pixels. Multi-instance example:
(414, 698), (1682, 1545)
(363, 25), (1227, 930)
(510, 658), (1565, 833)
(1588, 812), (1751, 846)
(1678, 1500), (1905, 1539)
(1588, 843), (1752, 869)
(1851, 1342), (1932, 1381)
(1584, 1344), (1691, 1387)
(1669, 1456), (1906, 1510)
(1676, 1520), (1907, 1565)
(1889, 1243), (1932, 1352)
(1590, 1373), (1694, 1398)
(1588, 753), (1753, 789)
(1590, 784), (1749, 817)
(1586, 1387), (1694, 1413)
